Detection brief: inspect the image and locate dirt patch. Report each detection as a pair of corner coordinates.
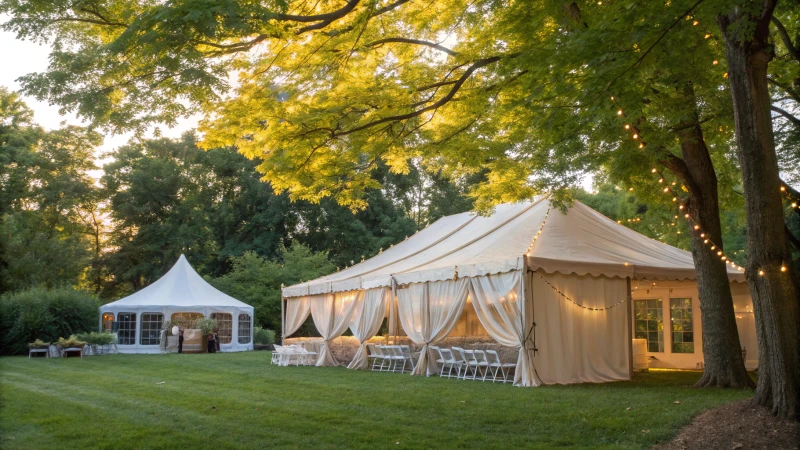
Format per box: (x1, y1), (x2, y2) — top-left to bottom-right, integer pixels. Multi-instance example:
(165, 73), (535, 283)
(653, 399), (799, 450)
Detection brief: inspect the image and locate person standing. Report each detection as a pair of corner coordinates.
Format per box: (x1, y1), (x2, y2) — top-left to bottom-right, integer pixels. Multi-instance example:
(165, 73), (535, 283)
(178, 328), (184, 354)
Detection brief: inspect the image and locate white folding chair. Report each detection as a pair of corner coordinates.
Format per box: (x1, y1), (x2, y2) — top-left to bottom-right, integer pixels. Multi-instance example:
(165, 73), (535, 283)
(373, 345), (389, 371)
(486, 350), (517, 383)
(472, 350), (491, 381)
(437, 348), (458, 378)
(386, 346), (403, 372)
(366, 343), (379, 368)
(451, 347), (469, 379)
(399, 345), (416, 372)
(271, 345), (283, 365)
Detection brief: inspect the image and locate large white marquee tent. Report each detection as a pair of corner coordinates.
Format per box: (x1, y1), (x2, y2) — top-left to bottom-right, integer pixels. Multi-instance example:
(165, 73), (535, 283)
(100, 255), (254, 353)
(281, 199), (756, 386)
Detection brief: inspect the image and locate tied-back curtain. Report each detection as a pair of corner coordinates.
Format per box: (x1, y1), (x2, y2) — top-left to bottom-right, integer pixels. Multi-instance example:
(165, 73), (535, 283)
(397, 278), (469, 376)
(284, 297), (311, 339)
(310, 291), (361, 366)
(347, 288), (390, 370)
(468, 270), (539, 387)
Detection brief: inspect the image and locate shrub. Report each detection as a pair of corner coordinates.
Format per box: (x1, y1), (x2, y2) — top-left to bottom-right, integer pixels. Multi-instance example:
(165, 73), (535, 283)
(28, 339), (50, 349)
(0, 287), (99, 355)
(58, 335), (87, 348)
(76, 332), (115, 346)
(254, 327), (276, 345)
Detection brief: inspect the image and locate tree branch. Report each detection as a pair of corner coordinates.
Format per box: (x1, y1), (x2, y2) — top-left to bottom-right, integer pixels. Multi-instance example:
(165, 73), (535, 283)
(275, 0), (361, 23)
(365, 37), (457, 56)
(603, 0), (705, 94)
(335, 54), (515, 137)
(771, 16), (800, 62)
(771, 105), (800, 128)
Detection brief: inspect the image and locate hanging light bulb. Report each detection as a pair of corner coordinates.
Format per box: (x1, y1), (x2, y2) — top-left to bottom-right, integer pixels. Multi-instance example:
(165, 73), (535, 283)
(694, 225), (700, 230)
(617, 109), (623, 115)
(633, 133), (639, 139)
(713, 60), (719, 65)
(625, 124), (630, 129)
(781, 266), (787, 272)
(758, 269), (765, 276)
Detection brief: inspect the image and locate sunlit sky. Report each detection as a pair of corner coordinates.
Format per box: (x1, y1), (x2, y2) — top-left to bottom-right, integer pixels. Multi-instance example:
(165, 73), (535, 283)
(0, 23), (595, 191)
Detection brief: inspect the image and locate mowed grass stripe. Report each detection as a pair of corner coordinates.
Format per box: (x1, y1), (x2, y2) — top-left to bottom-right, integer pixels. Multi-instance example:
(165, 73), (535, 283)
(0, 352), (752, 449)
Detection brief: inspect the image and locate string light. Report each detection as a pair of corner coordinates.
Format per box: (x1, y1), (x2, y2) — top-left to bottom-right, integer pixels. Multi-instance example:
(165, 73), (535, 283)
(525, 208), (551, 256)
(538, 273), (626, 311)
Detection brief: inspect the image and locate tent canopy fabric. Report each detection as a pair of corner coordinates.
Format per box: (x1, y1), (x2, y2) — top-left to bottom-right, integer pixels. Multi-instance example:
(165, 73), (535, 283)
(102, 255), (253, 310)
(283, 199), (744, 298)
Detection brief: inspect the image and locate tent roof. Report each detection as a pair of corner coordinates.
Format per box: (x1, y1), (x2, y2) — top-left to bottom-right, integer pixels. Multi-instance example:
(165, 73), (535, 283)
(282, 199), (745, 298)
(101, 255), (253, 309)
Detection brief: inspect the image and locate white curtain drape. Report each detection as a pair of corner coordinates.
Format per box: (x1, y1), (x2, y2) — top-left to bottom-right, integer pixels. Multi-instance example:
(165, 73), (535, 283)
(284, 297), (311, 338)
(397, 278), (469, 376)
(346, 288), (390, 370)
(310, 291), (361, 366)
(468, 270), (539, 387)
(529, 271), (629, 384)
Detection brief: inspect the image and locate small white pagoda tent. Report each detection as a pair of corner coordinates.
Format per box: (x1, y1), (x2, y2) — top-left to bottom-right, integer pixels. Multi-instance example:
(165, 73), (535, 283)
(100, 255), (254, 353)
(281, 199), (755, 386)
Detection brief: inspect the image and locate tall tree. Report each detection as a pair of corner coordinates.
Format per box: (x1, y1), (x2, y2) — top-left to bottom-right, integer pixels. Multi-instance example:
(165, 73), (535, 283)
(0, 87), (102, 293)
(717, 0), (800, 419)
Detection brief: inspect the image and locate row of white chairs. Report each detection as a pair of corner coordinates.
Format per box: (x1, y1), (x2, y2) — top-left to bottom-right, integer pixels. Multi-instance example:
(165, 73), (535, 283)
(432, 346), (517, 383)
(367, 344), (416, 373)
(272, 344), (318, 366)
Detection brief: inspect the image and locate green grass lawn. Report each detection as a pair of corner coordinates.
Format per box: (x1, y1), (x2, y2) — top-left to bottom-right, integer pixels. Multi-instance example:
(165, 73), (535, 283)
(1, 352), (752, 449)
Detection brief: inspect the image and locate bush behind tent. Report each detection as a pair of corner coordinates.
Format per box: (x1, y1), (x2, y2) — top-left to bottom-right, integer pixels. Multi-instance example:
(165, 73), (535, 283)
(0, 287), (99, 355)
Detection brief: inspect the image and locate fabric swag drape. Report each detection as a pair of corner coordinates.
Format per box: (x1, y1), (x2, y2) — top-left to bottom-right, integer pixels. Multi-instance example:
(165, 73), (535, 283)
(310, 291), (361, 366)
(468, 270), (539, 386)
(346, 287), (390, 370)
(284, 296), (311, 338)
(397, 278), (469, 376)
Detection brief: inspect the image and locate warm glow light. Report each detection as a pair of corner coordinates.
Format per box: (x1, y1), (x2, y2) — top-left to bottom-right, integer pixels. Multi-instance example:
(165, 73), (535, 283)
(663, 187), (669, 192)
(625, 124), (630, 129)
(693, 20), (699, 25)
(651, 168), (657, 173)
(713, 60), (719, 65)
(694, 225), (700, 230)
(705, 34), (711, 39)
(759, 270), (764, 276)
(711, 245), (716, 250)
(659, 178), (664, 183)
(781, 266), (787, 272)
(639, 143), (644, 149)
(780, 186), (786, 192)
(633, 133), (639, 139)
(672, 197), (677, 202)
(679, 205), (684, 210)
(703, 239), (708, 243)
(717, 251), (722, 256)
(617, 109), (623, 115)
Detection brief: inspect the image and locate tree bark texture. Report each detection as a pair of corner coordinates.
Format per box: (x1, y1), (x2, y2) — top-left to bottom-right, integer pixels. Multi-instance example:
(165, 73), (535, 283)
(664, 93), (753, 388)
(719, 2), (800, 419)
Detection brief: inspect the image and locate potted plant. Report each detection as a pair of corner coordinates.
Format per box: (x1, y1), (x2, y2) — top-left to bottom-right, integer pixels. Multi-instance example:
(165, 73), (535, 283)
(194, 318), (217, 353)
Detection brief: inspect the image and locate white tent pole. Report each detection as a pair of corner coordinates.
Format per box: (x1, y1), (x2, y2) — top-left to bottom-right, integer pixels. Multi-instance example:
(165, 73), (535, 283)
(389, 276), (397, 345)
(626, 277), (634, 380)
(280, 284), (285, 346)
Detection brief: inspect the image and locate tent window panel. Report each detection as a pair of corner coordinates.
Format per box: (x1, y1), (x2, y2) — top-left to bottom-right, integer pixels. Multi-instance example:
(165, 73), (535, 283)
(211, 313), (232, 344)
(102, 313), (114, 332)
(140, 313), (163, 345)
(670, 298), (694, 353)
(634, 299), (663, 353)
(117, 313), (137, 345)
(238, 314), (251, 344)
(171, 312), (204, 329)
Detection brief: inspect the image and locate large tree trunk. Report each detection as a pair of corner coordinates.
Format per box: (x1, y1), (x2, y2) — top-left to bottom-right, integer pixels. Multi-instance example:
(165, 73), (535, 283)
(719, 2), (800, 419)
(663, 89), (752, 389)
